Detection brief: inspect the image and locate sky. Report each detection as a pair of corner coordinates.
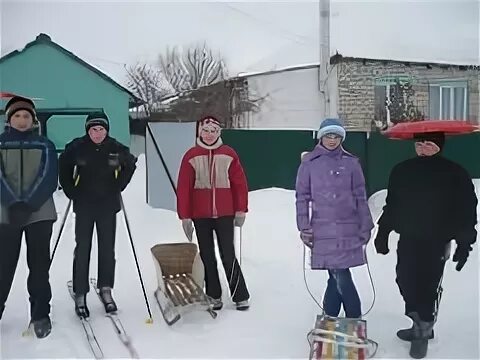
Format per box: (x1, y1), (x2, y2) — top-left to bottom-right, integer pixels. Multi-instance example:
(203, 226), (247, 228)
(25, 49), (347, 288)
(1, 0), (479, 87)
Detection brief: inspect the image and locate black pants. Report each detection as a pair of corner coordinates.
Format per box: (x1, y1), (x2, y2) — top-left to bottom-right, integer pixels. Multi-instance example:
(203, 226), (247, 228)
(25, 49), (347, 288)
(0, 221), (53, 321)
(396, 237), (448, 322)
(73, 210), (116, 294)
(193, 216), (249, 302)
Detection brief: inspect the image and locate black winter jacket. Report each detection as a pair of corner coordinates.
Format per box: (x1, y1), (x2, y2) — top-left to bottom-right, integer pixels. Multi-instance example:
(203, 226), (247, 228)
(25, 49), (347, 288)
(377, 154), (477, 250)
(58, 135), (137, 213)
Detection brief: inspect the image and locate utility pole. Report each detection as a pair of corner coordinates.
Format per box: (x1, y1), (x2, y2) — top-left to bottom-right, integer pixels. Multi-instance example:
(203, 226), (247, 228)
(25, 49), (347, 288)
(319, 0), (331, 118)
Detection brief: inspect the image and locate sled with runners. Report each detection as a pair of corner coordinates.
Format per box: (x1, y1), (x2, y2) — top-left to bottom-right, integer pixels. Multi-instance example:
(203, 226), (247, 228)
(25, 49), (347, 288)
(307, 315), (378, 359)
(151, 242), (217, 325)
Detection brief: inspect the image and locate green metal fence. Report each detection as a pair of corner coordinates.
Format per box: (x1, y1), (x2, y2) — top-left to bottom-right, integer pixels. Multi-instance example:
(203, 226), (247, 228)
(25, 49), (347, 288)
(222, 129), (480, 196)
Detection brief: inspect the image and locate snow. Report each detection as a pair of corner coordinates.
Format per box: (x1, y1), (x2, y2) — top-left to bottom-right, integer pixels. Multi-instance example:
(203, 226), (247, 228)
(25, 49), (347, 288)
(1, 154), (479, 359)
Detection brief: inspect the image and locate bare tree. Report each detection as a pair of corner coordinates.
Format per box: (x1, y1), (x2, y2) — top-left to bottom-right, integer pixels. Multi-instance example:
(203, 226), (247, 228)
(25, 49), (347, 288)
(159, 43), (228, 93)
(125, 63), (173, 115)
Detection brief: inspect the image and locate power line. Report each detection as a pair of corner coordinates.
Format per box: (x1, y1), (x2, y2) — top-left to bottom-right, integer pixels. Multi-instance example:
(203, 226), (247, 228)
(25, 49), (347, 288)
(220, 3), (315, 47)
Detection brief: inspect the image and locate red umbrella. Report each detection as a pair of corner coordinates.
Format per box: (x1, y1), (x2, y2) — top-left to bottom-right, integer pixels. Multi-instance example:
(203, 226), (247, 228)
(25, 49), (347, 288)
(0, 92), (19, 98)
(382, 120), (480, 139)
(0, 92), (44, 100)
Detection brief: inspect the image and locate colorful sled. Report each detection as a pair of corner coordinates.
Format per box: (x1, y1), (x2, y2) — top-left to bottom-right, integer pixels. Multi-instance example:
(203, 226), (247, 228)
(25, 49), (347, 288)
(308, 315), (378, 359)
(382, 120), (479, 139)
(150, 243), (217, 325)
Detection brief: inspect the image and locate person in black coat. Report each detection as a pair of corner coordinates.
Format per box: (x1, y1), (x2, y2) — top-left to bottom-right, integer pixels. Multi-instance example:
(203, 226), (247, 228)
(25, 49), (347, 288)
(59, 112), (137, 318)
(374, 132), (477, 359)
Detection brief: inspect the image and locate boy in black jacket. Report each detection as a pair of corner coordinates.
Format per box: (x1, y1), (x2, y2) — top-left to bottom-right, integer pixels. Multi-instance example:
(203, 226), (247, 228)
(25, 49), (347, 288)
(374, 132), (477, 359)
(59, 112), (136, 318)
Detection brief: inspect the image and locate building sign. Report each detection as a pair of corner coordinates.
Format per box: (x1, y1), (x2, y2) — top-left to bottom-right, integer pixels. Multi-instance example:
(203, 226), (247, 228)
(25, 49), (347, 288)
(374, 75), (416, 86)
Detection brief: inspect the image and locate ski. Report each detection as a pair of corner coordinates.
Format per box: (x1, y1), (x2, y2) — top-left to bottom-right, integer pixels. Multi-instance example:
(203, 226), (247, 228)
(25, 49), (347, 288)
(67, 281), (104, 359)
(89, 278), (139, 359)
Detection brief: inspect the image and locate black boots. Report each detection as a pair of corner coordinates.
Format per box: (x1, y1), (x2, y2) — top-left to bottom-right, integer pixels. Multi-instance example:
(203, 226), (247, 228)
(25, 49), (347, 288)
(32, 316), (52, 338)
(75, 288), (117, 318)
(211, 298), (223, 311)
(74, 294), (90, 318)
(397, 326), (434, 341)
(99, 287), (118, 313)
(397, 312), (434, 359)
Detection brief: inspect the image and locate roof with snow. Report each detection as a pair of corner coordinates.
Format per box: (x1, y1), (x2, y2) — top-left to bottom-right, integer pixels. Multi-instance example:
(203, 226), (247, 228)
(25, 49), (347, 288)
(235, 53), (480, 79)
(0, 33), (144, 108)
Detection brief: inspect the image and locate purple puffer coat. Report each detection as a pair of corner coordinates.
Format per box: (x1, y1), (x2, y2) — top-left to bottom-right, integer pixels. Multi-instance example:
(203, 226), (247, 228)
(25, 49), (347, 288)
(295, 145), (374, 270)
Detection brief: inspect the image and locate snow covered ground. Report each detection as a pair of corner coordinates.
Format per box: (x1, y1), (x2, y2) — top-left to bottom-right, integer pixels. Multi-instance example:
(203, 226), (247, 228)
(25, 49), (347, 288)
(1, 155), (479, 359)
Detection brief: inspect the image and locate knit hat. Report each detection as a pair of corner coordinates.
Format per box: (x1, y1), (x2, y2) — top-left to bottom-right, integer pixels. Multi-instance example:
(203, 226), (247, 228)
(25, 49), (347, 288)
(5, 96), (36, 123)
(414, 132), (445, 151)
(197, 116), (221, 138)
(85, 112), (109, 133)
(317, 118), (346, 141)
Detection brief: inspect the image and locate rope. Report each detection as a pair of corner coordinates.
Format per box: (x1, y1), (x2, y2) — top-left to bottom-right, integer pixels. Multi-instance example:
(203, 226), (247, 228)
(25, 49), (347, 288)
(302, 209), (384, 317)
(302, 244), (376, 318)
(228, 226), (242, 300)
(302, 211), (384, 359)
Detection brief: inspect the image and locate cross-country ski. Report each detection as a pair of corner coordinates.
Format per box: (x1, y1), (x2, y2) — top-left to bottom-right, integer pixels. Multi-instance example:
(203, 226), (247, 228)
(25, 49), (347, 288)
(90, 278), (139, 358)
(67, 281), (104, 359)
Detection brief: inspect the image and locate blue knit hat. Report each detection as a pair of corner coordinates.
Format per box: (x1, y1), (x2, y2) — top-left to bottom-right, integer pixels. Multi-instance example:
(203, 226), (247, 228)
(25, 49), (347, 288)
(317, 118), (346, 141)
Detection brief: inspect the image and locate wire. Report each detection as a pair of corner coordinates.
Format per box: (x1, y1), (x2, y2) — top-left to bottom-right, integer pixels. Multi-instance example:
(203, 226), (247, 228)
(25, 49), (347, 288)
(220, 3), (313, 47)
(302, 243), (376, 318)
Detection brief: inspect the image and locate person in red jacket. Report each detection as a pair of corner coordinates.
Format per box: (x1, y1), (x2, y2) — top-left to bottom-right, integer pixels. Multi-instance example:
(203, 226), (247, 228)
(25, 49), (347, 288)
(177, 116), (250, 311)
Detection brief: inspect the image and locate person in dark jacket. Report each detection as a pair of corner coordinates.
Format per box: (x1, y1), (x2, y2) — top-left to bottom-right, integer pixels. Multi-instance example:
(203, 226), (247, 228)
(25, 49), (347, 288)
(0, 96), (58, 338)
(58, 112), (136, 318)
(374, 132), (477, 359)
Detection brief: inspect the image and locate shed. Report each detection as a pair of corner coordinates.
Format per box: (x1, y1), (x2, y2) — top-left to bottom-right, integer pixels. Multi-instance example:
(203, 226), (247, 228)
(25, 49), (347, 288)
(0, 33), (142, 149)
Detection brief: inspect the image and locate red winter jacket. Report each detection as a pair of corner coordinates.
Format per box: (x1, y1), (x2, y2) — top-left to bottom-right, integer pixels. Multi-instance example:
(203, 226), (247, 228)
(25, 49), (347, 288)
(177, 139), (248, 220)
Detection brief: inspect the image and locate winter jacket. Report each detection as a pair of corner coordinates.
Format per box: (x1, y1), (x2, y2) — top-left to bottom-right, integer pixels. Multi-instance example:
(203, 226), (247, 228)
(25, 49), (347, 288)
(58, 135), (137, 214)
(295, 145), (374, 270)
(0, 127), (58, 226)
(376, 155), (478, 251)
(177, 138), (248, 220)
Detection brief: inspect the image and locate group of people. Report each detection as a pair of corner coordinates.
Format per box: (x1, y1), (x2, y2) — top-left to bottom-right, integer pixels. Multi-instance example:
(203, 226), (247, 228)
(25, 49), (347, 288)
(0, 95), (477, 359)
(0, 98), (251, 341)
(0, 96), (137, 338)
(296, 118), (477, 358)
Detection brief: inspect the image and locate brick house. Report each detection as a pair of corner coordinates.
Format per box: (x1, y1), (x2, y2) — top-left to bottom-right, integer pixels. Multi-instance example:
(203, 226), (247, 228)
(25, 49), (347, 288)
(155, 53), (480, 132)
(333, 54), (480, 131)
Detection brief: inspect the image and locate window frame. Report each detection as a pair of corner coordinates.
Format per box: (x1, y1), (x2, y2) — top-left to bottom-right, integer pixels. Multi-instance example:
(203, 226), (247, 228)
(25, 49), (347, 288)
(429, 80), (468, 120)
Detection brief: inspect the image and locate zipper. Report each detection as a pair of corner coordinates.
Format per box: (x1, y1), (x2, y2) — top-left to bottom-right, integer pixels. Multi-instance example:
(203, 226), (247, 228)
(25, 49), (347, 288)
(20, 142), (24, 198)
(209, 149), (218, 218)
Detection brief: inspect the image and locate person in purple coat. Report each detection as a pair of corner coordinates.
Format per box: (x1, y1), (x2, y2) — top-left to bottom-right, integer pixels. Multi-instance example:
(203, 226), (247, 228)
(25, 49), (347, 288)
(295, 118), (374, 318)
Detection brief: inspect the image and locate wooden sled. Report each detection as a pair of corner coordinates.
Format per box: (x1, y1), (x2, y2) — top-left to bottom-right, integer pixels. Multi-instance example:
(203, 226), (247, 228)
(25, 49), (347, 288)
(150, 243), (217, 325)
(308, 315), (378, 359)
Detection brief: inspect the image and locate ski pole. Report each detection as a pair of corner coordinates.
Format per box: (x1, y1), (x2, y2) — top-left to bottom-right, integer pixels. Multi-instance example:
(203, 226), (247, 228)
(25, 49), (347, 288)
(146, 123), (177, 196)
(120, 195), (154, 323)
(50, 199), (72, 267)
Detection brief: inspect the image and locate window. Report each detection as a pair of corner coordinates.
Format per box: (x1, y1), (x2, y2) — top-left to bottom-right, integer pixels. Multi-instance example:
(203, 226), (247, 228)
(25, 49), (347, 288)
(429, 81), (468, 120)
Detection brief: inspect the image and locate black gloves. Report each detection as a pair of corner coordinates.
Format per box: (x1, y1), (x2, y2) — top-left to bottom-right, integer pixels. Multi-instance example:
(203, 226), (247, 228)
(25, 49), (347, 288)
(452, 245), (472, 272)
(374, 228), (390, 255)
(8, 202), (33, 226)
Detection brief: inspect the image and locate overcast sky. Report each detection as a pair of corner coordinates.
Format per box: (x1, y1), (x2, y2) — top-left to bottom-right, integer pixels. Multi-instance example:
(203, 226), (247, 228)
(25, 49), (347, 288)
(1, 0), (479, 86)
